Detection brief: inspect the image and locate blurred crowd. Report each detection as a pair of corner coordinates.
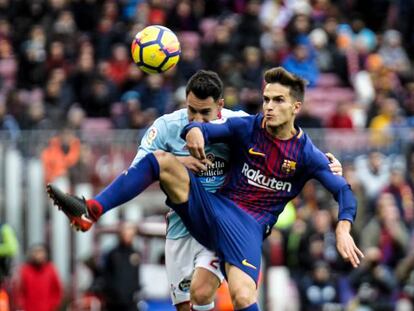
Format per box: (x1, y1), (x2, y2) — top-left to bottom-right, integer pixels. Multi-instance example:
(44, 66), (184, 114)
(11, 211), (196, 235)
(263, 147), (414, 311)
(0, 0), (413, 139)
(0, 0), (414, 310)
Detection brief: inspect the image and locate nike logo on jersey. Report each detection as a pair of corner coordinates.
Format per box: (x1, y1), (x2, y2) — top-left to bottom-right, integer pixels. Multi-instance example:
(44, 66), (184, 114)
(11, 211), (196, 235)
(242, 259), (257, 269)
(248, 148), (266, 157)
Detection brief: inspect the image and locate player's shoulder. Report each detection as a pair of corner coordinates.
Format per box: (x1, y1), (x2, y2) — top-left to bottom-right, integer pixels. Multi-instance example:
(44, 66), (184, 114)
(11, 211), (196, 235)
(300, 130), (327, 165)
(156, 108), (187, 124)
(151, 109), (187, 131)
(221, 108), (249, 118)
(211, 109), (253, 125)
(145, 109), (187, 141)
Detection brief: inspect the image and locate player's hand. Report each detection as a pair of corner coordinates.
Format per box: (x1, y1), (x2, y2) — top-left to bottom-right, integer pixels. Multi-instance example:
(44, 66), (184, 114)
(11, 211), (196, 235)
(335, 220), (364, 268)
(326, 152), (342, 176)
(185, 127), (206, 160)
(177, 156), (208, 172)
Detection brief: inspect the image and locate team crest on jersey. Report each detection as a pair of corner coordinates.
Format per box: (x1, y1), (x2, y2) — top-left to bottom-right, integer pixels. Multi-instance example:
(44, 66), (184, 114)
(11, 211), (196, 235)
(145, 127), (157, 146)
(178, 278), (191, 292)
(206, 153), (215, 162)
(281, 159), (296, 175)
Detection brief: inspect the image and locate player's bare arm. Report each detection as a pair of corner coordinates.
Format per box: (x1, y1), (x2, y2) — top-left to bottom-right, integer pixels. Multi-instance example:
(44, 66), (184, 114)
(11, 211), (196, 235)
(335, 220), (364, 268)
(185, 127), (206, 160)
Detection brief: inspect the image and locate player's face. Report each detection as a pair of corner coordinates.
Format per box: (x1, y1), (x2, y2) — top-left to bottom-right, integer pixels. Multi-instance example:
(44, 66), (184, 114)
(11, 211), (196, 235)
(262, 83), (301, 128)
(186, 91), (224, 123)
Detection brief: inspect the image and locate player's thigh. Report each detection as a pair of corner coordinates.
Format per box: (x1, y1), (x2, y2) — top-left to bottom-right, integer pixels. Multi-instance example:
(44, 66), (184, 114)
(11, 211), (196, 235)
(165, 237), (195, 305)
(154, 150), (190, 204)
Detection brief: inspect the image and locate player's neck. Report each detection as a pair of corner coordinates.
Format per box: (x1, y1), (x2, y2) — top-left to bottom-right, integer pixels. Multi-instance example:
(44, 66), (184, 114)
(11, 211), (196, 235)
(265, 123), (297, 140)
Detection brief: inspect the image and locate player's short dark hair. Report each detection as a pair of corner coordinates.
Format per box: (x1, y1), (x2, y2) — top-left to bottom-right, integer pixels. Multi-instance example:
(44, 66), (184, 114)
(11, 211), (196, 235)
(264, 67), (306, 102)
(186, 70), (223, 101)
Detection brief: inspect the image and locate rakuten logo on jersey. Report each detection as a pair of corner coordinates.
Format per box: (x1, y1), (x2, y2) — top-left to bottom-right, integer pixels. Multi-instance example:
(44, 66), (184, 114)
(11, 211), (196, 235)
(241, 163), (292, 192)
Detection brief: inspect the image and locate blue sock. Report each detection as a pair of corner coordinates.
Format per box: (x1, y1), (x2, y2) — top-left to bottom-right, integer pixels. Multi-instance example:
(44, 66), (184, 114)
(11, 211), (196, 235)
(95, 153), (160, 212)
(236, 303), (260, 311)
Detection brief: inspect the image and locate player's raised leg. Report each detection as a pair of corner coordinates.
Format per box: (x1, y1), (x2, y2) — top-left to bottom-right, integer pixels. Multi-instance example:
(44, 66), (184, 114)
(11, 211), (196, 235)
(47, 150), (191, 231)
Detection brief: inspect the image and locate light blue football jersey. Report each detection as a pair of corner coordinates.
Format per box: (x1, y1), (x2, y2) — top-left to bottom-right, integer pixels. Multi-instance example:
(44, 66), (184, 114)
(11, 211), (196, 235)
(131, 108), (248, 239)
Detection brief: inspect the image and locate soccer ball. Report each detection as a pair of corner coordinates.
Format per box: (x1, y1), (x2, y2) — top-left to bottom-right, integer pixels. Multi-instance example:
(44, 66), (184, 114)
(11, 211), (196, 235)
(131, 25), (181, 74)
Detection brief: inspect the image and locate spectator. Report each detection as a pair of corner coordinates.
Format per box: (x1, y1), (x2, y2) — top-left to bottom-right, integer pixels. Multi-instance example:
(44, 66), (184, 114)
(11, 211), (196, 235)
(0, 223), (18, 283)
(66, 104), (86, 131)
(308, 28), (334, 73)
(260, 27), (290, 68)
(107, 44), (131, 88)
(166, 0), (198, 32)
(175, 43), (203, 86)
(282, 41), (320, 87)
(0, 223), (18, 311)
(201, 23), (237, 71)
(18, 25), (47, 89)
(299, 261), (340, 311)
(360, 194), (410, 268)
(0, 100), (20, 144)
(41, 128), (81, 184)
(102, 222), (141, 311)
(120, 63), (145, 94)
(368, 97), (400, 147)
(111, 90), (145, 129)
(46, 41), (71, 75)
(69, 52), (96, 114)
(326, 101), (354, 129)
(235, 0), (262, 50)
(139, 74), (170, 115)
(0, 38), (17, 92)
(378, 29), (411, 76)
(83, 75), (117, 117)
(348, 247), (397, 311)
(285, 11), (313, 46)
(354, 151), (391, 202)
(298, 209), (344, 272)
(382, 166), (414, 224)
(20, 101), (54, 131)
(241, 46), (263, 89)
(13, 244), (63, 311)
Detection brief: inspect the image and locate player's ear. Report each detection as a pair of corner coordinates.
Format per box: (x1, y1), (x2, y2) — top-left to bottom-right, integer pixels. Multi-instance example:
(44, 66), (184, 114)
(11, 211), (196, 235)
(217, 98), (225, 109)
(293, 101), (302, 114)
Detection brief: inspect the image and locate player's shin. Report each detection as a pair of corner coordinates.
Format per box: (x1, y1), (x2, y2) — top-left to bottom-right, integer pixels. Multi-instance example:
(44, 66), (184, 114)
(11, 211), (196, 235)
(94, 153), (160, 212)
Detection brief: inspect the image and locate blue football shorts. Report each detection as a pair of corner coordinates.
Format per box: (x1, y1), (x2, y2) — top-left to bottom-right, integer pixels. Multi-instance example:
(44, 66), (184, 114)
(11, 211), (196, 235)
(166, 169), (264, 284)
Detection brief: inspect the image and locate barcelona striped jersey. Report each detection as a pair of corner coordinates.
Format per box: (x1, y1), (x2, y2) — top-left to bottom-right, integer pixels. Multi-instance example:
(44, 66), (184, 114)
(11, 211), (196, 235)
(182, 114), (357, 229)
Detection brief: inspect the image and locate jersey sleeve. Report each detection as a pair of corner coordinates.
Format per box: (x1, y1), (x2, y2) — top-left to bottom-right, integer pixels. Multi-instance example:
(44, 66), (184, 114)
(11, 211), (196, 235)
(131, 117), (168, 167)
(305, 144), (357, 222)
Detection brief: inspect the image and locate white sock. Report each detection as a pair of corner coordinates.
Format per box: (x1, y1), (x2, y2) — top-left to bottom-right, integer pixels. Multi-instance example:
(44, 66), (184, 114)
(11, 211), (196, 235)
(191, 302), (215, 311)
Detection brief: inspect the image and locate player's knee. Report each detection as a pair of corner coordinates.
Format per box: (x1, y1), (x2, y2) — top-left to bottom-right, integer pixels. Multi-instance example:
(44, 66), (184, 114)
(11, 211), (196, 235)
(153, 150), (176, 169)
(230, 286), (256, 309)
(190, 283), (215, 305)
